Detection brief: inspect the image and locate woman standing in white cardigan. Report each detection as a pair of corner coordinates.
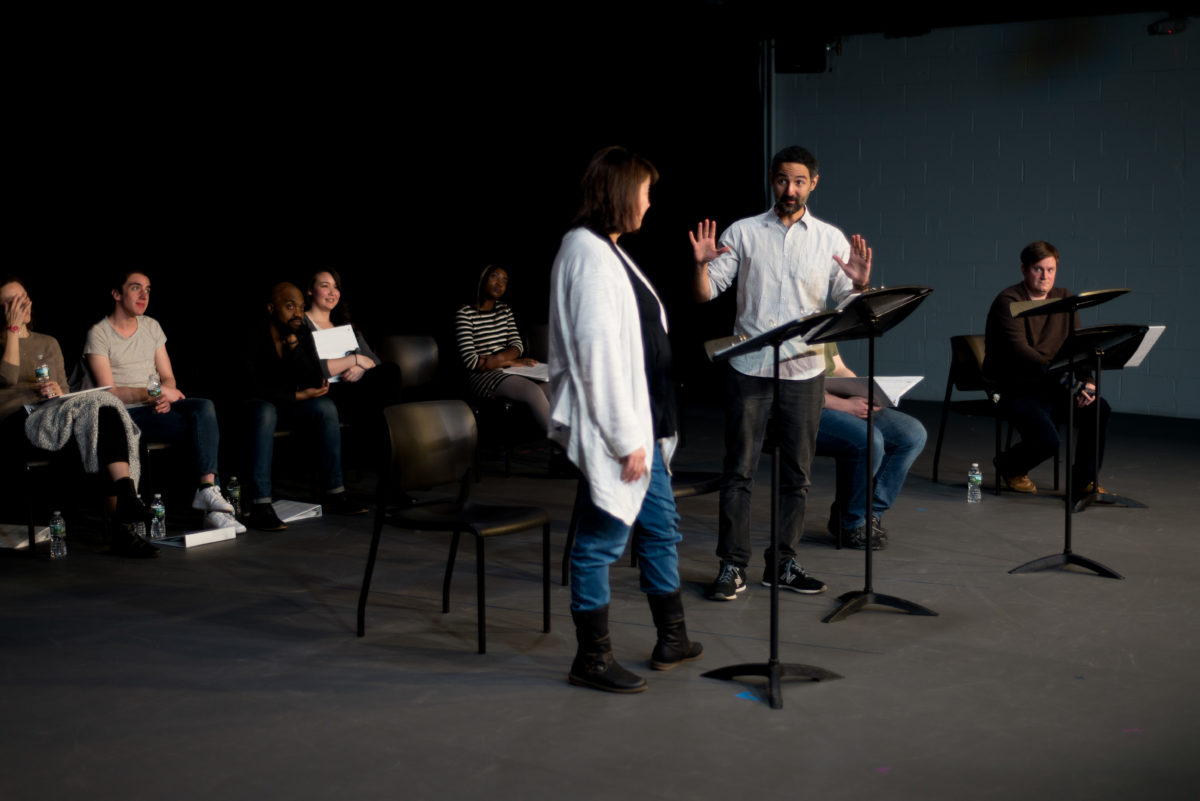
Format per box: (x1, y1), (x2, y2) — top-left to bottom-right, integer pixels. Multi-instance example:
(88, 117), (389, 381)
(548, 146), (701, 693)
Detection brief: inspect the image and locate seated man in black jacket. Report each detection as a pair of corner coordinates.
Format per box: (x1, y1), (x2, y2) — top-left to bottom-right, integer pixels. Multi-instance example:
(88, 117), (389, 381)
(242, 282), (366, 530)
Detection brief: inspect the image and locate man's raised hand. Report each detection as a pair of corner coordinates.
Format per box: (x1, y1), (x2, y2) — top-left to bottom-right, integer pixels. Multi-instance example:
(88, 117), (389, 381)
(833, 234), (873, 288)
(689, 219), (731, 265)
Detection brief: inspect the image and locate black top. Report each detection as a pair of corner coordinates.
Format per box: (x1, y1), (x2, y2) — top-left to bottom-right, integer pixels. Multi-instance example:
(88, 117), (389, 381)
(241, 325), (326, 408)
(595, 231), (677, 439)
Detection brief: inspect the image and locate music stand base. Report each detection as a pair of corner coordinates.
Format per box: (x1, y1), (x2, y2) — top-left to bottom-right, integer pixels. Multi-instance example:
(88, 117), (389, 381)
(822, 590), (939, 623)
(1073, 491), (1147, 513)
(1009, 551), (1124, 579)
(702, 659), (842, 709)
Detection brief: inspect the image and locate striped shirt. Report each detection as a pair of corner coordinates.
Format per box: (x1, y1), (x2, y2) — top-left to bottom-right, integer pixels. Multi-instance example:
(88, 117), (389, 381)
(455, 303), (524, 397)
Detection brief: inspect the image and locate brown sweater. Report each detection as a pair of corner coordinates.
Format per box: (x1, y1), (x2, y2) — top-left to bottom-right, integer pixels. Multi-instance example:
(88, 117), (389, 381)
(0, 332), (68, 424)
(983, 283), (1081, 389)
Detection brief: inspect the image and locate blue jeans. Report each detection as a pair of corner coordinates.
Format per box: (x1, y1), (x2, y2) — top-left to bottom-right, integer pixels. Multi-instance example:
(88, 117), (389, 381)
(816, 407), (927, 530)
(128, 398), (220, 479)
(244, 398), (344, 502)
(717, 369), (823, 568)
(570, 446), (681, 611)
(996, 382), (1109, 487)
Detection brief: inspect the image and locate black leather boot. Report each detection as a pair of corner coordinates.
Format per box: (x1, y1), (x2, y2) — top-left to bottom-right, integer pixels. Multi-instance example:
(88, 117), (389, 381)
(109, 483), (158, 558)
(648, 590), (703, 670)
(568, 606), (647, 693)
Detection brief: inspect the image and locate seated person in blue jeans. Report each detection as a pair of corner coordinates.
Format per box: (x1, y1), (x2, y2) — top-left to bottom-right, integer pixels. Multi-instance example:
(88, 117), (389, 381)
(816, 343), (926, 549)
(240, 282), (366, 531)
(86, 270), (242, 533)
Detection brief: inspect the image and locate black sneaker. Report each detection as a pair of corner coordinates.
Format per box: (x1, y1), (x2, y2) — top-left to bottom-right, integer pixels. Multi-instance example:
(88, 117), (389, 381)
(846, 523), (887, 550)
(324, 492), (369, 516)
(706, 561), (747, 601)
(761, 558), (826, 594)
(249, 502), (287, 531)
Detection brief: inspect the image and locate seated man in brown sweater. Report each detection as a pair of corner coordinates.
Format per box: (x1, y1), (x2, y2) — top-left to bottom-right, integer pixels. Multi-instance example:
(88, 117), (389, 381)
(983, 241), (1110, 500)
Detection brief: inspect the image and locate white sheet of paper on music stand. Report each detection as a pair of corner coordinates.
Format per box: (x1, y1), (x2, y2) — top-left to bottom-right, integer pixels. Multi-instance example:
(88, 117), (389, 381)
(823, 376), (923, 408)
(311, 325), (359, 382)
(1124, 325), (1165, 368)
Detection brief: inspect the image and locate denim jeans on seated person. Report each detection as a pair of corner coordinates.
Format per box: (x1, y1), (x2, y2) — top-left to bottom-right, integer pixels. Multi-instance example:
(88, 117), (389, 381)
(815, 406), (927, 531)
(244, 397), (344, 503)
(127, 398), (220, 479)
(570, 445), (681, 612)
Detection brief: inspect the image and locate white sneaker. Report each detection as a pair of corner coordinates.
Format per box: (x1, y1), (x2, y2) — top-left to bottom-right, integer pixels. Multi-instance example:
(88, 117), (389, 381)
(192, 485), (234, 514)
(204, 510), (246, 534)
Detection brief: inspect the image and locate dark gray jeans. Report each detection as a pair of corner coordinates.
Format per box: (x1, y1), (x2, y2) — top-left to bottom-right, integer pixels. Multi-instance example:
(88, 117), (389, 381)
(717, 368), (824, 568)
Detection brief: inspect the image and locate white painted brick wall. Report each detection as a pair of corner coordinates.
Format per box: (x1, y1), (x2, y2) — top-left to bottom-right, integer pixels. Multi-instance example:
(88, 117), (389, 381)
(773, 12), (1198, 418)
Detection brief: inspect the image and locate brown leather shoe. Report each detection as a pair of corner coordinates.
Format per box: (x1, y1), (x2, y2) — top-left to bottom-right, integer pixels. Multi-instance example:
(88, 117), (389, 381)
(1003, 474), (1038, 494)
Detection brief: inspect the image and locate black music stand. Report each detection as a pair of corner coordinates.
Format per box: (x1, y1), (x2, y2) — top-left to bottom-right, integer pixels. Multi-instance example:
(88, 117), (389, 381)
(1006, 290), (1141, 579)
(700, 313), (844, 709)
(1064, 324), (1151, 512)
(812, 287), (940, 623)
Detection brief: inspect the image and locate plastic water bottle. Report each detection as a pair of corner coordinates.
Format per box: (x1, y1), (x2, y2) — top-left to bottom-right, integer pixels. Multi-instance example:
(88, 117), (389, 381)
(227, 477), (242, 517)
(35, 355), (50, 386)
(49, 511), (67, 559)
(147, 372), (162, 400)
(967, 463), (983, 504)
(150, 494), (167, 540)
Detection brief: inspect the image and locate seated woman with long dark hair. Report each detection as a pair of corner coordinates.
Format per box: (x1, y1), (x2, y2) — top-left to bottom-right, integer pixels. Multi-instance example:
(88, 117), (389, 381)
(1, 276), (156, 557)
(303, 269), (402, 449)
(304, 269), (400, 391)
(455, 265), (550, 433)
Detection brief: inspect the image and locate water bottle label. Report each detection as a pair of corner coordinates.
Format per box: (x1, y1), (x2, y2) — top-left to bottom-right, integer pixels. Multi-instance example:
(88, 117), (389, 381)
(50, 523), (64, 537)
(36, 364), (50, 382)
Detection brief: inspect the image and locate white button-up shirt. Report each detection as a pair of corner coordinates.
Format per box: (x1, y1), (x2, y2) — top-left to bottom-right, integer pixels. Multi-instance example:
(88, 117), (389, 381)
(707, 208), (853, 380)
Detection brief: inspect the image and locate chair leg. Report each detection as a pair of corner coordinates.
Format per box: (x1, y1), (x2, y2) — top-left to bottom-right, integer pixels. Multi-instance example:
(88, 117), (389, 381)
(542, 523), (551, 634)
(443, 531), (461, 614)
(932, 377), (954, 483)
(25, 463), (37, 554)
(561, 481), (584, 586)
(1053, 425), (1061, 491)
(993, 417), (1003, 496)
(357, 514), (386, 637)
(503, 405), (512, 478)
(475, 535), (486, 655)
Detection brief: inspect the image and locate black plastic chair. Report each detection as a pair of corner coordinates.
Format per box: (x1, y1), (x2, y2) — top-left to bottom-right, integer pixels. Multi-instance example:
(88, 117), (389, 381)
(357, 401), (550, 654)
(932, 334), (1059, 495)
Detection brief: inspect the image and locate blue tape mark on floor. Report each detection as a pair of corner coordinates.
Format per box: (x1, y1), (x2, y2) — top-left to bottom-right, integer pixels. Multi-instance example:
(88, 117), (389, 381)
(917, 507), (928, 512)
(735, 690), (761, 701)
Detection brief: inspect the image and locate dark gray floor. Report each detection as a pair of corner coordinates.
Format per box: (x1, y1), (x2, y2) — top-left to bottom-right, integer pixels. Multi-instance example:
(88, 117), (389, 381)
(3, 402), (1199, 801)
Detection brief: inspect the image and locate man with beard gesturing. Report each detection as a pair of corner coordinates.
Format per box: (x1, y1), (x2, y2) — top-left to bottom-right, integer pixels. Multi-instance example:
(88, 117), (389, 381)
(690, 145), (873, 601)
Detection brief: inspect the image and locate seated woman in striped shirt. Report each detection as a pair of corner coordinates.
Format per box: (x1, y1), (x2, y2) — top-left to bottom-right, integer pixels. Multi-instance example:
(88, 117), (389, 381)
(455, 265), (550, 432)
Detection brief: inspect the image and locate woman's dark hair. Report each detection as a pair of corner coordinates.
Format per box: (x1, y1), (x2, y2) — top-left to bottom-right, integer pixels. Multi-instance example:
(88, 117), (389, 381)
(1020, 241), (1059, 268)
(571, 145), (659, 235)
(0, 274), (32, 333)
(306, 268), (352, 326)
(473, 264), (508, 309)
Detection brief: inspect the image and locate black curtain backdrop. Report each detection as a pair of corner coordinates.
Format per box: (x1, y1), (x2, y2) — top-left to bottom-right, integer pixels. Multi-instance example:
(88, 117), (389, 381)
(15, 6), (787, 402)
